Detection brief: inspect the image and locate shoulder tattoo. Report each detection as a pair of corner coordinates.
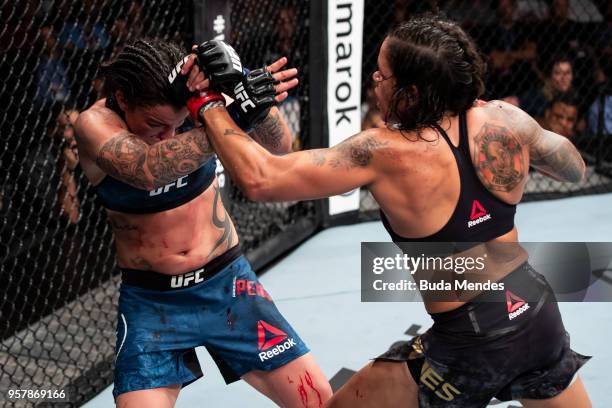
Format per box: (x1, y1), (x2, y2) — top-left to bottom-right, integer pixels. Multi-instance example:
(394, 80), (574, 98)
(472, 123), (525, 192)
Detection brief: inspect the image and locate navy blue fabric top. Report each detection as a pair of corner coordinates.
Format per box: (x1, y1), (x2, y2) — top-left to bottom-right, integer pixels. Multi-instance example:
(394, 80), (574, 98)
(381, 112), (517, 242)
(95, 158), (217, 214)
(93, 97), (217, 214)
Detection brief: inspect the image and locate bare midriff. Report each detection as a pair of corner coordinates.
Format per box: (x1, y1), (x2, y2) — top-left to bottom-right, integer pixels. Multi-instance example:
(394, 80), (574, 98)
(107, 180), (238, 275)
(423, 227), (529, 314)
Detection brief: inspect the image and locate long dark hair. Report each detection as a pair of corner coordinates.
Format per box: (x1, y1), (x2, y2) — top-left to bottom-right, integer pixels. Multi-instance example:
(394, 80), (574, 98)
(99, 39), (186, 109)
(385, 15), (486, 134)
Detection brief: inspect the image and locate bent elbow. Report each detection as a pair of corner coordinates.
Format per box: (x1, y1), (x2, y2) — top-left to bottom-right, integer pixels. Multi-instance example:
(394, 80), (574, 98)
(268, 138), (293, 155)
(576, 160), (587, 183)
(279, 138), (293, 155)
(238, 176), (270, 202)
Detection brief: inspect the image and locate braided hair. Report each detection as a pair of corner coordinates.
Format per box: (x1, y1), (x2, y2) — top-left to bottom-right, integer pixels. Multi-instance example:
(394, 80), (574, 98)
(99, 39), (186, 109)
(384, 15), (486, 135)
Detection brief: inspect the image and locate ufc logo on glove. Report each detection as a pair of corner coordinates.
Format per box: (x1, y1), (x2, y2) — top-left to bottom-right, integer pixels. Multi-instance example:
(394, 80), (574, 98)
(234, 82), (256, 112)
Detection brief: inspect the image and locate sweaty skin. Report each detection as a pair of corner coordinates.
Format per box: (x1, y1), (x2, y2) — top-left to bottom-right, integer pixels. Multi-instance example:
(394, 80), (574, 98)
(202, 99), (585, 311)
(75, 96), (292, 273)
(203, 37), (585, 313)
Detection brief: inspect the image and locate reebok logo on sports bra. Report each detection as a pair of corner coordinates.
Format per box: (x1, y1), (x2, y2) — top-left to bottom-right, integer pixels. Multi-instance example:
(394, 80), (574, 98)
(468, 199), (492, 228)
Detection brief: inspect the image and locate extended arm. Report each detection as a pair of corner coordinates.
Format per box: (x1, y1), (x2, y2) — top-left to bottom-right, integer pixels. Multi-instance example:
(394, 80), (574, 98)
(75, 107), (214, 190)
(202, 106), (381, 201)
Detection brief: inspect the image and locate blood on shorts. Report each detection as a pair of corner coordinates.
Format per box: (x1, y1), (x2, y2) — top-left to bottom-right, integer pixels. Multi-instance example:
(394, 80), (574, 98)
(226, 308), (237, 330)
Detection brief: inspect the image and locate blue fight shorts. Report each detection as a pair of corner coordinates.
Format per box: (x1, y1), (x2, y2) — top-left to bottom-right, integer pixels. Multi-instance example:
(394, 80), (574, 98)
(113, 245), (310, 398)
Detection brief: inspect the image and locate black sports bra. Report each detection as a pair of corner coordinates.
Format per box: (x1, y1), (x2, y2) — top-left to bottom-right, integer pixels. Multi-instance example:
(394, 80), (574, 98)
(380, 112), (516, 242)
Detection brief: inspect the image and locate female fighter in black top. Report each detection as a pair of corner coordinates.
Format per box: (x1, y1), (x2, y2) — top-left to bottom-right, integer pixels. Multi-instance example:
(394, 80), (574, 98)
(195, 15), (591, 408)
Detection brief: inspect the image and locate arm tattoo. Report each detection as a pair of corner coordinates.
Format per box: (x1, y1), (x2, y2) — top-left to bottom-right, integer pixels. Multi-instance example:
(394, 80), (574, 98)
(207, 183), (234, 258)
(147, 128), (213, 186)
(96, 127), (214, 190)
(249, 110), (284, 151)
(308, 150), (327, 167)
(530, 134), (584, 182)
(483, 100), (584, 183)
(329, 136), (388, 170)
(224, 128), (254, 140)
(96, 131), (149, 189)
(472, 123), (525, 192)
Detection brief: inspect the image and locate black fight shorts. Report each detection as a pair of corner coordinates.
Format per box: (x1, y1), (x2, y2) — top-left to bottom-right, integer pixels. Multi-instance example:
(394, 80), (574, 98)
(376, 263), (590, 407)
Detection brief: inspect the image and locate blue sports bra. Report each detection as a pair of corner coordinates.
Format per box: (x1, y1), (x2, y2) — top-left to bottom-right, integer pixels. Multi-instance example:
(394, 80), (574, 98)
(93, 97), (217, 214)
(94, 159), (217, 214)
(381, 112), (517, 242)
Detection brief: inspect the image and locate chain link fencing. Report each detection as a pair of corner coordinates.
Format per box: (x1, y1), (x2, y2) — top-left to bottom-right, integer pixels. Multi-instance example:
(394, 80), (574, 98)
(2, 0), (612, 405)
(360, 0), (612, 218)
(0, 0), (316, 406)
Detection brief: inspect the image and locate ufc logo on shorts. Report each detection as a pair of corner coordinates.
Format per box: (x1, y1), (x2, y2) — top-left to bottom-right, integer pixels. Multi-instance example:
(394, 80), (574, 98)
(149, 176), (188, 196)
(234, 83), (256, 113)
(220, 41), (242, 73)
(167, 55), (190, 84)
(170, 268), (205, 288)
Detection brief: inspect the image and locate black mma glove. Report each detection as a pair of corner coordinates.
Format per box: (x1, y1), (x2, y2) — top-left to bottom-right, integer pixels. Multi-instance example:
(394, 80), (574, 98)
(167, 55), (193, 106)
(195, 40), (244, 96)
(232, 67), (278, 127)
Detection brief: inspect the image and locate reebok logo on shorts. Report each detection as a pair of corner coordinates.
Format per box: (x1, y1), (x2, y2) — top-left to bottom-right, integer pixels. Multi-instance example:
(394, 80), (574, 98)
(506, 290), (530, 320)
(467, 199), (492, 228)
(257, 320), (296, 362)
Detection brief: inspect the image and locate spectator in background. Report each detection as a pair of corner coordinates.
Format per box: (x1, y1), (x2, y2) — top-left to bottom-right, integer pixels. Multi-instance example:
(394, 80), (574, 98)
(566, 0), (604, 23)
(588, 56), (612, 136)
(264, 4), (302, 149)
(515, 0), (548, 22)
(520, 54), (574, 119)
(57, 0), (110, 50)
(541, 93), (580, 139)
(595, 0), (612, 54)
(54, 110), (81, 224)
(481, 0), (537, 98)
(443, 0), (497, 29)
(108, 1), (145, 54)
(534, 0), (586, 65)
(35, 27), (70, 114)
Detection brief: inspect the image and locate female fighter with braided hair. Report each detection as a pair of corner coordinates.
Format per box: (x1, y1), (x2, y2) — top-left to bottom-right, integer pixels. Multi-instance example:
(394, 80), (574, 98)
(199, 15), (592, 408)
(75, 38), (331, 407)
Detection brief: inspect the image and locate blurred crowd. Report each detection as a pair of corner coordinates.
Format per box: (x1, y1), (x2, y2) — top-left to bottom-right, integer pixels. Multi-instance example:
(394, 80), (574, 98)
(1, 0), (612, 228)
(0, 0), (182, 226)
(362, 0), (612, 149)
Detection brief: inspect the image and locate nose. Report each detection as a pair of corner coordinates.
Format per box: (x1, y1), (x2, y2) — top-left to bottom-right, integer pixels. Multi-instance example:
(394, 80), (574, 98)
(158, 128), (175, 141)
